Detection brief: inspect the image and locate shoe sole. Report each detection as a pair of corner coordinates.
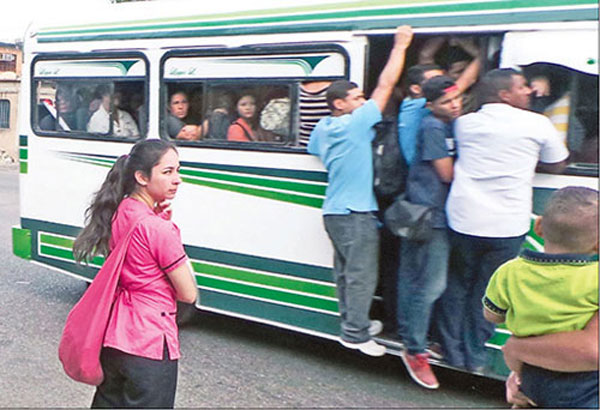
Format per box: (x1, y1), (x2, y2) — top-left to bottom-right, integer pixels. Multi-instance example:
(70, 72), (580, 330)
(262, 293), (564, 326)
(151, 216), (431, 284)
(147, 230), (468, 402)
(400, 352), (439, 390)
(339, 339), (386, 357)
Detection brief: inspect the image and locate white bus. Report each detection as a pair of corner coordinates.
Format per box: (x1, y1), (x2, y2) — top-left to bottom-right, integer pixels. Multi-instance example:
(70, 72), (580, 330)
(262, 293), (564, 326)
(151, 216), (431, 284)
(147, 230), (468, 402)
(12, 0), (598, 380)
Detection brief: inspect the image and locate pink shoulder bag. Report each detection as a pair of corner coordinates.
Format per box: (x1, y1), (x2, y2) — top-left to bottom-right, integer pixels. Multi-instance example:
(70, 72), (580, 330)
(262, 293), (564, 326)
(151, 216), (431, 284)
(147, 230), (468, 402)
(58, 216), (149, 385)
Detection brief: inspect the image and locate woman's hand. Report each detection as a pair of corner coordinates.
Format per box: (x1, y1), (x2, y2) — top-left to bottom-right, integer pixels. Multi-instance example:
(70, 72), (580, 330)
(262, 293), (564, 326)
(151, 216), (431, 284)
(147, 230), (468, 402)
(154, 200), (172, 220)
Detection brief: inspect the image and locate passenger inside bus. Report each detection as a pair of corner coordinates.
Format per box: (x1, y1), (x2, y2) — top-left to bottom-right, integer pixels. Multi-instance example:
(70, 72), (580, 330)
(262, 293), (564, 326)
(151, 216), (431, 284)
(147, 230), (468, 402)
(39, 84), (88, 132)
(167, 90), (202, 141)
(201, 91), (234, 140)
(87, 84), (140, 138)
(227, 92), (277, 142)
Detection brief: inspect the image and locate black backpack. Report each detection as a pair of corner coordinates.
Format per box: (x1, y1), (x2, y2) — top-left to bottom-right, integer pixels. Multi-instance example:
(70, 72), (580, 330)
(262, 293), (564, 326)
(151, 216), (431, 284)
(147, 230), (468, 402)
(372, 117), (408, 202)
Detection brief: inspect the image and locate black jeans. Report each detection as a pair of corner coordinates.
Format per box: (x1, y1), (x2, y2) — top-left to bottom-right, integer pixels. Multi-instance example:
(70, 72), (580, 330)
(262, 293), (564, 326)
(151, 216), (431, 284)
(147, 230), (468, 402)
(91, 344), (178, 409)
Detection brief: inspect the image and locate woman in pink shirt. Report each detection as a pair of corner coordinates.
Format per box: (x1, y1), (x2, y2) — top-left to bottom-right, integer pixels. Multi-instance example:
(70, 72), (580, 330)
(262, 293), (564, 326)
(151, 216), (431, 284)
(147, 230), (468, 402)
(73, 139), (197, 408)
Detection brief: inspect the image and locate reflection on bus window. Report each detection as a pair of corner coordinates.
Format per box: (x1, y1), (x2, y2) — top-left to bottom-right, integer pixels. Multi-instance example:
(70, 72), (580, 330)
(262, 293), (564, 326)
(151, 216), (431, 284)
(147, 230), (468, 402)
(523, 63), (599, 168)
(34, 79), (145, 139)
(162, 82), (292, 144)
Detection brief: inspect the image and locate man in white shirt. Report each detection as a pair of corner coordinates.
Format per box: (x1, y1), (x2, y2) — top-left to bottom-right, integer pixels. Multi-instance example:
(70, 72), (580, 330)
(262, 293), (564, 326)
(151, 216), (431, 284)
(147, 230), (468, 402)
(87, 86), (140, 138)
(436, 68), (569, 372)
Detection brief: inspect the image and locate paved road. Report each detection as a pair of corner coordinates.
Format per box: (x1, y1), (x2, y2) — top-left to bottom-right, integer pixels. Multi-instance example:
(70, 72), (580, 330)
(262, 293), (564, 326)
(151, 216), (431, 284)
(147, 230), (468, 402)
(0, 166), (506, 408)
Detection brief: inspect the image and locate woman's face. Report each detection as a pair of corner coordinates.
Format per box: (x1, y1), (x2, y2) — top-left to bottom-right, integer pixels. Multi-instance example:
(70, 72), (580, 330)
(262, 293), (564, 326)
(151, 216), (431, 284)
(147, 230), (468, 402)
(144, 148), (181, 203)
(236, 95), (256, 120)
(169, 92), (189, 119)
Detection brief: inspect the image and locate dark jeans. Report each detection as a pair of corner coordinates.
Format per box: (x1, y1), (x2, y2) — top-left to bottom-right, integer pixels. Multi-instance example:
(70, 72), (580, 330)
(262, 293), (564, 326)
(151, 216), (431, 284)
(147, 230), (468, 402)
(324, 211), (380, 343)
(397, 228), (449, 354)
(436, 230), (525, 369)
(520, 364), (599, 408)
(91, 344), (178, 409)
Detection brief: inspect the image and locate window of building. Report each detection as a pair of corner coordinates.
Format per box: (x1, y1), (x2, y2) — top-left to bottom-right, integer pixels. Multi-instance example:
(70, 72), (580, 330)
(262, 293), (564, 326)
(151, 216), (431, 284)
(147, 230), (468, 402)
(0, 100), (9, 128)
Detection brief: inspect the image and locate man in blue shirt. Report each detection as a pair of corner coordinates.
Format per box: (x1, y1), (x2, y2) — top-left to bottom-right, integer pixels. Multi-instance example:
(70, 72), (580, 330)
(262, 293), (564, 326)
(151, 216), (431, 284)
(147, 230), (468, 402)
(397, 75), (462, 389)
(308, 25), (413, 357)
(398, 38), (480, 165)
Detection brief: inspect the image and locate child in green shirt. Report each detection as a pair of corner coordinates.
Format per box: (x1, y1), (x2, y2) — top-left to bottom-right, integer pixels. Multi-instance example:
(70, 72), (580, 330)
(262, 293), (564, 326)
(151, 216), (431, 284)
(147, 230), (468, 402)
(483, 186), (598, 408)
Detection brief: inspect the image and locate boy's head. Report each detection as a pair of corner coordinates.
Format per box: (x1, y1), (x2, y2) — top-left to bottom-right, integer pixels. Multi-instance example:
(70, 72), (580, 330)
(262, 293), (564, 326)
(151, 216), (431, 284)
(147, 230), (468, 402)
(536, 186), (599, 254)
(423, 75), (462, 122)
(326, 80), (365, 115)
(406, 64), (444, 98)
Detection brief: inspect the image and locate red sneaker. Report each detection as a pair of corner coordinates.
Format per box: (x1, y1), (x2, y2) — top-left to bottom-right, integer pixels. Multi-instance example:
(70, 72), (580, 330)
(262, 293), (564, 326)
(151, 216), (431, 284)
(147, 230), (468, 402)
(401, 351), (439, 389)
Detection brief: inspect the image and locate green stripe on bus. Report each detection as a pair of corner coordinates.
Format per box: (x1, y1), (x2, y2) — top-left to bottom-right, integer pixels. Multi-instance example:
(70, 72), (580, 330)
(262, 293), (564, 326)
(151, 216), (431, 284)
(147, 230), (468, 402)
(40, 233), (74, 249)
(40, 244), (104, 266)
(19, 135), (28, 147)
(184, 246), (332, 283)
(192, 261), (336, 298)
(39, 0), (597, 38)
(181, 176), (323, 208)
(197, 275), (339, 313)
(181, 168), (326, 196)
(199, 289), (339, 335)
(19, 149), (28, 160)
(182, 162), (328, 183)
(20, 162), (28, 174)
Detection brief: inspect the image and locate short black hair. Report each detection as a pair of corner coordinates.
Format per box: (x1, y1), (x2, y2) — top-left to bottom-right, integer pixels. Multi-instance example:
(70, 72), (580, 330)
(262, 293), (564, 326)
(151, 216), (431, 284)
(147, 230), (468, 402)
(422, 75), (456, 102)
(326, 80), (358, 110)
(479, 68), (522, 104)
(406, 64), (443, 86)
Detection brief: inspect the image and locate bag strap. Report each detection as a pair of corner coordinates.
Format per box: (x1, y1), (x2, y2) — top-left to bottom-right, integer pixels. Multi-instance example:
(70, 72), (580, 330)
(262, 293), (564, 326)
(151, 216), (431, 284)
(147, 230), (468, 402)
(232, 120), (256, 142)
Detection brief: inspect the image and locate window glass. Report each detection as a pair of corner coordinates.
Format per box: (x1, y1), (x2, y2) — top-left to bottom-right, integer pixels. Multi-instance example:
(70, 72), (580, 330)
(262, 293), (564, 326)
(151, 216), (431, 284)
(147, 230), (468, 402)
(162, 49), (347, 147)
(0, 100), (9, 128)
(32, 57), (146, 139)
(163, 82), (293, 144)
(522, 63), (599, 172)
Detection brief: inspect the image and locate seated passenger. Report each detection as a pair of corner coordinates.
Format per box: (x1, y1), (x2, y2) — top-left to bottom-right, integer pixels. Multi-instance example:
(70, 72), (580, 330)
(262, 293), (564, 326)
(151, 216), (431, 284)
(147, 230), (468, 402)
(87, 85), (140, 138)
(227, 93), (276, 142)
(167, 91), (201, 141)
(39, 85), (87, 131)
(202, 93), (234, 140)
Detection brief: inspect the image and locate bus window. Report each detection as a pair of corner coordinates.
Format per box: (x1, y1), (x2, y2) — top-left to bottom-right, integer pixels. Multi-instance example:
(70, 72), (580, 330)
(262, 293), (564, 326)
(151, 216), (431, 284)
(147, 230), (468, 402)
(163, 82), (292, 144)
(32, 57), (147, 139)
(522, 63), (599, 173)
(162, 49), (347, 146)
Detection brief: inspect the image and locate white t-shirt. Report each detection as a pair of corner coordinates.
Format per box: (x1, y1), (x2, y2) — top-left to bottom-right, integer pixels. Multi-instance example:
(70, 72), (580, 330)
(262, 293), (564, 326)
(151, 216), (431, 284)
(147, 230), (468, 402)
(87, 105), (140, 138)
(447, 103), (569, 238)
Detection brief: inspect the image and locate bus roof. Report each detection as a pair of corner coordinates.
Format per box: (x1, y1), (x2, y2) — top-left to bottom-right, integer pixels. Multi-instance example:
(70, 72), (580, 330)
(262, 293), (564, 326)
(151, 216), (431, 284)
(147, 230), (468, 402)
(33, 0), (598, 43)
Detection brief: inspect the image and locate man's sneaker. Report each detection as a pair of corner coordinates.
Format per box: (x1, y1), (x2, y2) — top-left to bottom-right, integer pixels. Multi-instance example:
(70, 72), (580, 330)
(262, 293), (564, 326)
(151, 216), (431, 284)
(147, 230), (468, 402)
(340, 338), (386, 357)
(401, 351), (439, 389)
(368, 320), (383, 336)
(426, 342), (444, 360)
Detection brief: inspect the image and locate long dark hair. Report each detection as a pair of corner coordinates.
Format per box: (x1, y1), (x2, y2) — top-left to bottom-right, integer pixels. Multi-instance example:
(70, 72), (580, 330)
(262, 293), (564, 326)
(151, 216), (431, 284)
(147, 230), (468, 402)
(73, 139), (176, 262)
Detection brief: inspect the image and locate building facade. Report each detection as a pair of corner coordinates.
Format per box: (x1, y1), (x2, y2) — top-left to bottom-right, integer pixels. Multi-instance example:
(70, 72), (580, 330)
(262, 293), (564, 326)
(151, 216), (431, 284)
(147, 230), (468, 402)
(0, 43), (22, 163)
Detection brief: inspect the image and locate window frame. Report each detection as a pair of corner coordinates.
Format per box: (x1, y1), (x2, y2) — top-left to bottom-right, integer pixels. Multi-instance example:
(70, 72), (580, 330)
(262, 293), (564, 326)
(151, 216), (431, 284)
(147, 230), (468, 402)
(30, 52), (149, 142)
(159, 44), (349, 152)
(0, 99), (10, 129)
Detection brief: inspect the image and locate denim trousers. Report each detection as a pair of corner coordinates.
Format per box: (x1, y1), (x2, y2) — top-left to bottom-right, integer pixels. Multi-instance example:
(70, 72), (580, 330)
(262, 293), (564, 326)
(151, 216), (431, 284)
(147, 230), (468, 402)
(396, 228), (450, 354)
(520, 364), (599, 408)
(324, 212), (379, 343)
(436, 230), (525, 369)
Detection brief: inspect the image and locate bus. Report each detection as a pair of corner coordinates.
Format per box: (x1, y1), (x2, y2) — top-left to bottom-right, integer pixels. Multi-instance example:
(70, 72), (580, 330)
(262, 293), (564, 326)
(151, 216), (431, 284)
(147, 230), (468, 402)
(12, 0), (598, 381)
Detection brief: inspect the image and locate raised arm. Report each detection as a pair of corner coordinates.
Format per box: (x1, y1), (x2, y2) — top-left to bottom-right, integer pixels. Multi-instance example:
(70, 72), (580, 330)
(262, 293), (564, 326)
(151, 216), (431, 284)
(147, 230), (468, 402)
(502, 311), (598, 373)
(451, 37), (481, 94)
(371, 26), (413, 112)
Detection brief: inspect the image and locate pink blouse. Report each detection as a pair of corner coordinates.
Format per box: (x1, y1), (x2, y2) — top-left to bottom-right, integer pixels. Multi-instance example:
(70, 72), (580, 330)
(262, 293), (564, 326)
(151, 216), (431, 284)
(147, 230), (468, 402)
(103, 197), (188, 360)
